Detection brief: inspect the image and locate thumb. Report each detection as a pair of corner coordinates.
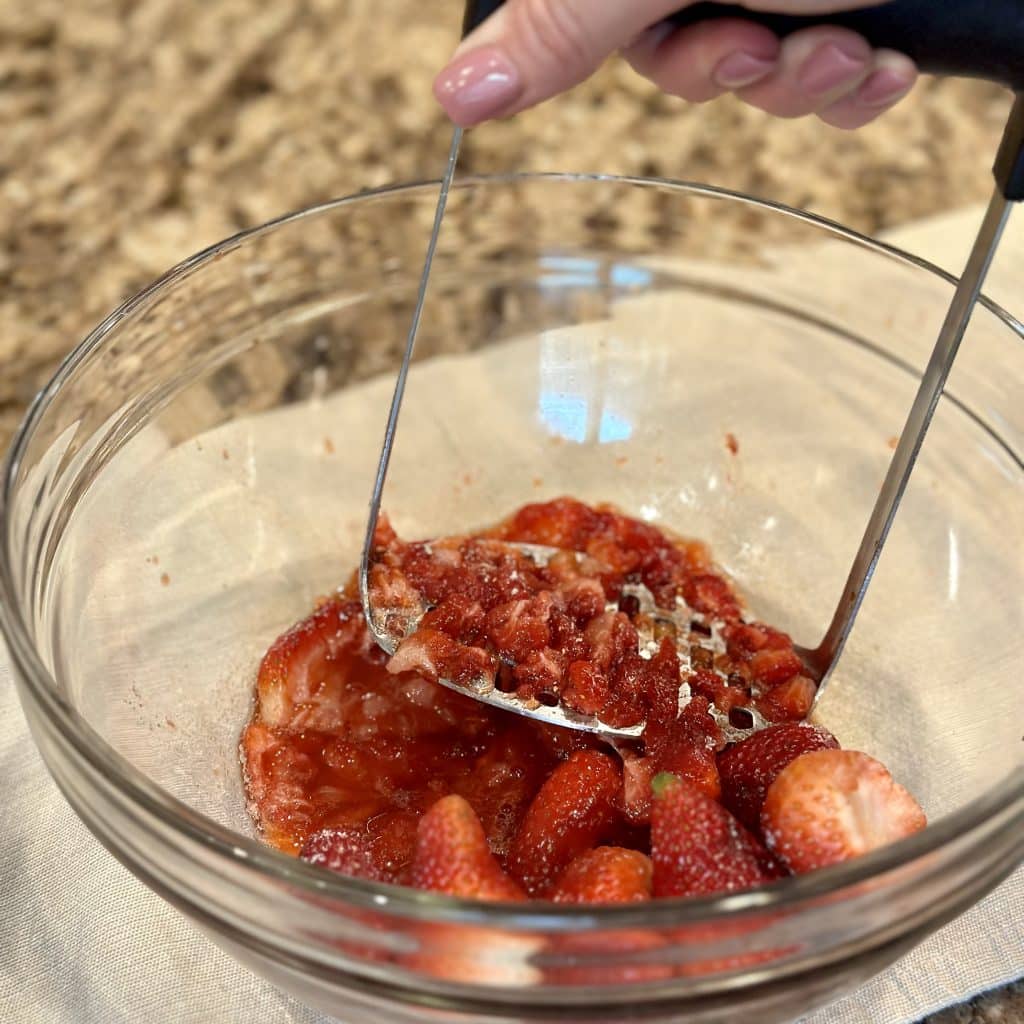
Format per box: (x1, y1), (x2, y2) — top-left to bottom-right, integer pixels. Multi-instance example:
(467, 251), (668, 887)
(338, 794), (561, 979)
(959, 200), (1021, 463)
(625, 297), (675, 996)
(434, 0), (694, 125)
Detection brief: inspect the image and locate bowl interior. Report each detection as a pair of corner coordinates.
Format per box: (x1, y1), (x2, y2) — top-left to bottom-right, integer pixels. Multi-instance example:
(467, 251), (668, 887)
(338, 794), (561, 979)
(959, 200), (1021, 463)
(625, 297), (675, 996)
(12, 176), (1024, 852)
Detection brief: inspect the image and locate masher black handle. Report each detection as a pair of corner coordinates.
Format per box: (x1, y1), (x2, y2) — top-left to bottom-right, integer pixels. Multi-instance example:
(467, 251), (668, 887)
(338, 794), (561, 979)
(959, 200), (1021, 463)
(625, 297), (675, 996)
(464, 1), (1024, 90)
(667, 2), (1024, 91)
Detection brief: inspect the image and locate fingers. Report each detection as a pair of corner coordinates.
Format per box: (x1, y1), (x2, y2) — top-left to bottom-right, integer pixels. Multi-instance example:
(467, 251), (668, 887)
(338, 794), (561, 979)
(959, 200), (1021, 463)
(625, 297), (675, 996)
(623, 18), (781, 104)
(816, 49), (918, 129)
(628, 24), (916, 128)
(742, 0), (880, 10)
(432, 0), (917, 129)
(433, 0), (704, 126)
(735, 27), (873, 117)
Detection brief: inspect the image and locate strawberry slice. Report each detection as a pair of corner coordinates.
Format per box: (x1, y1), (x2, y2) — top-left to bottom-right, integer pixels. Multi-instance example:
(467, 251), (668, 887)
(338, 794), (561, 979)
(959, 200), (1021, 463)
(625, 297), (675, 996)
(761, 749), (927, 873)
(494, 496), (602, 550)
(651, 773), (776, 898)
(551, 847), (652, 904)
(485, 593), (555, 662)
(682, 573), (741, 620)
(723, 621), (792, 657)
(718, 722), (839, 833)
(757, 674), (817, 723)
(562, 660), (613, 717)
(255, 596), (369, 731)
(419, 593), (486, 644)
(508, 750), (622, 895)
(748, 648), (805, 688)
(560, 576), (606, 623)
(583, 611), (639, 674)
(645, 695), (723, 801)
(410, 795), (525, 900)
(688, 668), (748, 715)
(240, 722), (315, 852)
(620, 749), (657, 824)
(300, 827), (388, 882)
(386, 628), (497, 689)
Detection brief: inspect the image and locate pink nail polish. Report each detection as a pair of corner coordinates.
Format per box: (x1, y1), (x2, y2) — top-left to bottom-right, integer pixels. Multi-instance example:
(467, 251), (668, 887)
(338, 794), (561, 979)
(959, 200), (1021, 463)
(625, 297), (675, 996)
(434, 46), (523, 125)
(713, 52), (776, 89)
(856, 68), (914, 108)
(798, 43), (868, 96)
(626, 21), (675, 54)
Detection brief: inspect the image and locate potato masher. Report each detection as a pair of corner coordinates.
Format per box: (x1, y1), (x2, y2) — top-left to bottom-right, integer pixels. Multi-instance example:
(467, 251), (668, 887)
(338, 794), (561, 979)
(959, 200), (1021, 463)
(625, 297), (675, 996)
(360, 0), (1024, 739)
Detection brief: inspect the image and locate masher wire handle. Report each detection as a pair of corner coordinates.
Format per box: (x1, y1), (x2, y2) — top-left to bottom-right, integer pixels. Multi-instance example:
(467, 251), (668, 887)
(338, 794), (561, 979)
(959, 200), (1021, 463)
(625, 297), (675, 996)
(810, 92), (1022, 679)
(361, 9), (486, 617)
(358, 132), (465, 622)
(464, 0), (1024, 90)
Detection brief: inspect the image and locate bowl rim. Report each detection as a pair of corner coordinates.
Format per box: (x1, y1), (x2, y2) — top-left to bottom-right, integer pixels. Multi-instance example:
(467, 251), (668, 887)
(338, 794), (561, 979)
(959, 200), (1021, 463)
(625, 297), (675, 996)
(2, 171), (1022, 930)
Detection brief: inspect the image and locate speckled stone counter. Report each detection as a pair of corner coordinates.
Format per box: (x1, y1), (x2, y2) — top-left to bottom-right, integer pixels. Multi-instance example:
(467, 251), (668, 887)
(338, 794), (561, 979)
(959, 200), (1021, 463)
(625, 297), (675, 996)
(0, 0), (1015, 447)
(0, 2), (1019, 1019)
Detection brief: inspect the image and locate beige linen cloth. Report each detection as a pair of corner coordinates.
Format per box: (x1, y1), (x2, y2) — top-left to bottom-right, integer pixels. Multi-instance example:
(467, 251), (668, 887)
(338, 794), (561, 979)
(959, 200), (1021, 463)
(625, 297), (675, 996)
(2, 205), (1022, 1022)
(1, 626), (1022, 1023)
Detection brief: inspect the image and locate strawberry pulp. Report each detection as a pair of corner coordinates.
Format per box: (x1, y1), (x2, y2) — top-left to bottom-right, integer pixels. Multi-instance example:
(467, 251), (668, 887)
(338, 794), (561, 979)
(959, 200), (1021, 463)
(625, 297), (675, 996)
(367, 497), (815, 729)
(240, 497), (925, 902)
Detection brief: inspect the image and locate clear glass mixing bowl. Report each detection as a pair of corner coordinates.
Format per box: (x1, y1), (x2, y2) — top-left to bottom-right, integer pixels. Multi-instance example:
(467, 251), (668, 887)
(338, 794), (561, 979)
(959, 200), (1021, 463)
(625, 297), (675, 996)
(2, 175), (1022, 1024)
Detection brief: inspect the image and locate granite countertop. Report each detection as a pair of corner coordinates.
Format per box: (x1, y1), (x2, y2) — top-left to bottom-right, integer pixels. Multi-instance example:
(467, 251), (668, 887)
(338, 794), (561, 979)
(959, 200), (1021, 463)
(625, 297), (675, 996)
(0, 2), (1020, 1020)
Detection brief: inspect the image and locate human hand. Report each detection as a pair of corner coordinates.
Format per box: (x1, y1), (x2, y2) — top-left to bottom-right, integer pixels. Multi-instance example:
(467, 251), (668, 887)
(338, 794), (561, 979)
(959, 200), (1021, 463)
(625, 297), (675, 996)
(434, 1), (918, 131)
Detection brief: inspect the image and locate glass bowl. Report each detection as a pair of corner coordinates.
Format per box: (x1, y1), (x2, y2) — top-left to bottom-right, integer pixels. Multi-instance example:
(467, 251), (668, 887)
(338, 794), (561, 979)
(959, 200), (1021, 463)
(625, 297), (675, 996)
(2, 174), (1022, 1024)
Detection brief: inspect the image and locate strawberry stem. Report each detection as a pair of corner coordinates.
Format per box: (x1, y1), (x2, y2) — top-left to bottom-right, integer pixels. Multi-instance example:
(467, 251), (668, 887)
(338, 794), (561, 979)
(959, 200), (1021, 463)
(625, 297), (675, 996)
(650, 771), (681, 799)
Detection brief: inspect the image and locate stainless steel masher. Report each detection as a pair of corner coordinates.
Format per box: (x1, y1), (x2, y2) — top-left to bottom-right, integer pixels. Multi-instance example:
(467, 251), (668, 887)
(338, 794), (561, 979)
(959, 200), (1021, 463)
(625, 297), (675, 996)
(360, 0), (1024, 739)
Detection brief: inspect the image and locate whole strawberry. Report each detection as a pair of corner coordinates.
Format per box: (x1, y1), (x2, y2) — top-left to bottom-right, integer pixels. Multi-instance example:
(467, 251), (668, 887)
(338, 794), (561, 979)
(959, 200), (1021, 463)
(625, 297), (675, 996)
(509, 750), (622, 895)
(761, 749), (927, 873)
(411, 795), (524, 900)
(300, 827), (388, 881)
(718, 722), (839, 833)
(551, 847), (652, 904)
(651, 773), (777, 899)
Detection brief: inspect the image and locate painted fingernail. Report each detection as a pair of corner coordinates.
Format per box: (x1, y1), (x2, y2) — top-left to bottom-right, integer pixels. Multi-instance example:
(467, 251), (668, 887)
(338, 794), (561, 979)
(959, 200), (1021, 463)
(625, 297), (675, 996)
(433, 46), (523, 125)
(798, 43), (868, 96)
(856, 67), (915, 107)
(626, 20), (675, 54)
(713, 51), (777, 89)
